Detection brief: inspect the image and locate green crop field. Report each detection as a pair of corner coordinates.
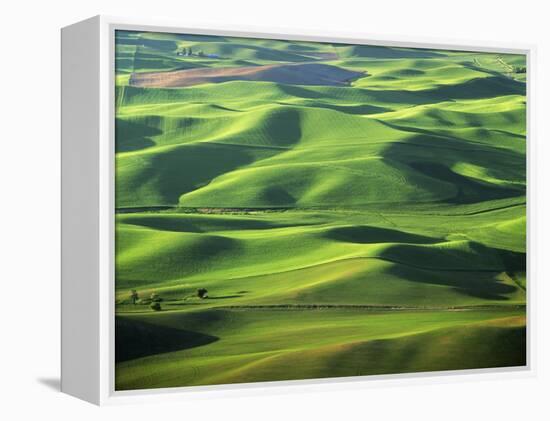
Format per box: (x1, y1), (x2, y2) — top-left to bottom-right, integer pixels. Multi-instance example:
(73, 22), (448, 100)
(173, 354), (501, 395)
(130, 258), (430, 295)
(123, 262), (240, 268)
(114, 30), (527, 391)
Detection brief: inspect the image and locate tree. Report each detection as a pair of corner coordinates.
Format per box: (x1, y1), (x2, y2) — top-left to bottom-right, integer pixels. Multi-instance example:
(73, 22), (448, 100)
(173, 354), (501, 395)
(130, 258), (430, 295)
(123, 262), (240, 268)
(149, 292), (162, 310)
(150, 292), (162, 303)
(130, 289), (139, 305)
(197, 288), (208, 299)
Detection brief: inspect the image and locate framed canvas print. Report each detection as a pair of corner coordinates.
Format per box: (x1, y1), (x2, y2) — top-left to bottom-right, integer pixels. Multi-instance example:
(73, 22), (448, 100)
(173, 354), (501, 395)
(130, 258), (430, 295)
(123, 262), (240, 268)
(61, 16), (532, 405)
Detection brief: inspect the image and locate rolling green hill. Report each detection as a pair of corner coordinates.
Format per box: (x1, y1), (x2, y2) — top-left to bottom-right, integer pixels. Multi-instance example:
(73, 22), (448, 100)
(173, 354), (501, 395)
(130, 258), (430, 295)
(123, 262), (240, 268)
(114, 30), (527, 390)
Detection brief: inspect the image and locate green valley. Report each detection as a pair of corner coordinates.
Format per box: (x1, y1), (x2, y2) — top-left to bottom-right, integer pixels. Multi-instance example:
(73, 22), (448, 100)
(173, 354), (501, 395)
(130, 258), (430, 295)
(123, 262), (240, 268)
(114, 30), (527, 390)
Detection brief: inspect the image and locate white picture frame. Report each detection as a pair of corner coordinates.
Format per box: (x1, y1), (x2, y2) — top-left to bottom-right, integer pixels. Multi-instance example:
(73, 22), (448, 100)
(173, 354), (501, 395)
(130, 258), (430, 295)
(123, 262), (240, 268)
(61, 15), (535, 405)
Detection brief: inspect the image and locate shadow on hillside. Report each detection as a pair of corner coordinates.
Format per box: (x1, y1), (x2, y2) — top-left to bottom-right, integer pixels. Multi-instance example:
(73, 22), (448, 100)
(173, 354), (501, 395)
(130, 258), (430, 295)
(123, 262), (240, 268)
(116, 317), (219, 363)
(325, 324), (526, 378)
(409, 161), (523, 204)
(382, 244), (525, 301)
(275, 100), (391, 115)
(364, 76), (524, 105)
(131, 108), (302, 206)
(271, 76), (524, 106)
(176, 34), (229, 43)
(421, 76), (525, 101)
(326, 225), (438, 244)
(116, 118), (160, 153)
(120, 213), (318, 233)
(338, 44), (446, 59)
(379, 133), (525, 205)
(260, 186), (297, 206)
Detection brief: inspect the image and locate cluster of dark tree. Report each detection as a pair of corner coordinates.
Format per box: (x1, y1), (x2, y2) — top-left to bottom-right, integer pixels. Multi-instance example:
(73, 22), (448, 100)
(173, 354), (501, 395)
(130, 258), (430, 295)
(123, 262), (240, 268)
(514, 66), (527, 73)
(176, 47), (205, 57)
(129, 290), (163, 311)
(128, 287), (209, 312)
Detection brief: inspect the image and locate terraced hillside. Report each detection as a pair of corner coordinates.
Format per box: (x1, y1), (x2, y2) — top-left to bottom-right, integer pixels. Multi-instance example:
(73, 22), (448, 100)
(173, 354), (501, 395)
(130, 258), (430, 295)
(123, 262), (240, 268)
(114, 30), (527, 391)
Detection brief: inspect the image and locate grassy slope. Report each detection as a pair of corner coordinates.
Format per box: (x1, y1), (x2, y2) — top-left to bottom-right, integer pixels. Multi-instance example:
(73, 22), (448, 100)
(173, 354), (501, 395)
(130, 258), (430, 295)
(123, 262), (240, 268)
(114, 30), (527, 390)
(116, 310), (525, 389)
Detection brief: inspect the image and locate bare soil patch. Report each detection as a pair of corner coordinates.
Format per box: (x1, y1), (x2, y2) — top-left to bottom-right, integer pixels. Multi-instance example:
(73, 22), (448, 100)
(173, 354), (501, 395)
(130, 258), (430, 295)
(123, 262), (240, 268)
(130, 63), (364, 88)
